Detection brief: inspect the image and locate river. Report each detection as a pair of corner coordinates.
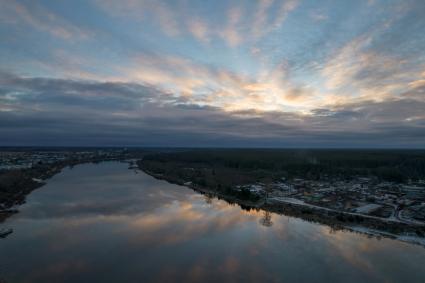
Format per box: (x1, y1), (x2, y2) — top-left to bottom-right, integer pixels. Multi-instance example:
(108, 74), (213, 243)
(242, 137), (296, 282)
(1, 162), (425, 283)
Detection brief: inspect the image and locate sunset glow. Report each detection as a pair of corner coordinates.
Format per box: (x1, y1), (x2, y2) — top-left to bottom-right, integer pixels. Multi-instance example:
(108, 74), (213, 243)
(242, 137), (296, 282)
(1, 0), (424, 147)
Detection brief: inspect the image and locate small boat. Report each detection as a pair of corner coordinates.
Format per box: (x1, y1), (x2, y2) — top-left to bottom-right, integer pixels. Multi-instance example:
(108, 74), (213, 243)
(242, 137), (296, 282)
(0, 228), (13, 238)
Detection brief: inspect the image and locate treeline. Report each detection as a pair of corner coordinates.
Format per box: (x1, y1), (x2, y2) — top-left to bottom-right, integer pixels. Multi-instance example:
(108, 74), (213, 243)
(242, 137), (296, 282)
(139, 158), (263, 202)
(141, 149), (425, 182)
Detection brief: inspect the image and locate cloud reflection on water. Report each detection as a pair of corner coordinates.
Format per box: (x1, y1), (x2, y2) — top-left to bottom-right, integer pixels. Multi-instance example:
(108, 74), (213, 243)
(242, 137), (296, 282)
(1, 162), (425, 283)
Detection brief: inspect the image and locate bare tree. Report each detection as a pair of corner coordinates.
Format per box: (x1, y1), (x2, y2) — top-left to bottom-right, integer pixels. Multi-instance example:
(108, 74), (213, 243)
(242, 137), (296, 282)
(204, 194), (213, 204)
(259, 211), (273, 227)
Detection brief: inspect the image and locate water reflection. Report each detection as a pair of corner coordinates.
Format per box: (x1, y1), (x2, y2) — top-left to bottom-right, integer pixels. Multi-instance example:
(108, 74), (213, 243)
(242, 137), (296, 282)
(259, 211), (273, 227)
(1, 162), (425, 283)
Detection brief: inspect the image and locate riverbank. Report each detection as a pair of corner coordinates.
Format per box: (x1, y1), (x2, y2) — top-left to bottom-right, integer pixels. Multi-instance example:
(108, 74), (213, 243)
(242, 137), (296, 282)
(141, 168), (265, 209)
(139, 164), (425, 246)
(2, 153), (424, 246)
(0, 157), (128, 222)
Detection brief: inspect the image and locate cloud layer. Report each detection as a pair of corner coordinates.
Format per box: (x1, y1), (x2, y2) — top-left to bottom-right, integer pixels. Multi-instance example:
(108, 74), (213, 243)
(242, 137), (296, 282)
(1, 72), (423, 147)
(0, 0), (424, 147)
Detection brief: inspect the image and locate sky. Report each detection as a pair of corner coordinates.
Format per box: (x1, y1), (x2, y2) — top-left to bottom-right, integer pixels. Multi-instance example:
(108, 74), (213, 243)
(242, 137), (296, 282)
(0, 0), (424, 147)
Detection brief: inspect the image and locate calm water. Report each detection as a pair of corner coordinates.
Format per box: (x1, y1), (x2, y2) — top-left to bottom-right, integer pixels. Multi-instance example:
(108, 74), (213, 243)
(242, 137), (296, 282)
(1, 162), (425, 283)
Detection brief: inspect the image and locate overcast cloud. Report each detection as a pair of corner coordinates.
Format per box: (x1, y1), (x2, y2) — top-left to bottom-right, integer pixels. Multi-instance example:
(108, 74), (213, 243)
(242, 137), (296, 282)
(0, 0), (424, 147)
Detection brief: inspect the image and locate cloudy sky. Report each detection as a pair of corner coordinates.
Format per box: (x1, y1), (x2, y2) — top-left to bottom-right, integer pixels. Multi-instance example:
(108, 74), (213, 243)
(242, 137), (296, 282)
(0, 0), (424, 147)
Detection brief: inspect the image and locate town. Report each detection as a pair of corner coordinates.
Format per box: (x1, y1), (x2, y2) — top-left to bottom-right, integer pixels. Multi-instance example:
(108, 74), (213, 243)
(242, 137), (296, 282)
(236, 176), (425, 225)
(138, 149), (425, 243)
(0, 148), (130, 171)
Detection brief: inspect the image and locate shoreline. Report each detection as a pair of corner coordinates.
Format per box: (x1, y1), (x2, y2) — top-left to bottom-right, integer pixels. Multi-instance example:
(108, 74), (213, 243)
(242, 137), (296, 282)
(2, 158), (424, 247)
(140, 167), (425, 247)
(0, 157), (127, 223)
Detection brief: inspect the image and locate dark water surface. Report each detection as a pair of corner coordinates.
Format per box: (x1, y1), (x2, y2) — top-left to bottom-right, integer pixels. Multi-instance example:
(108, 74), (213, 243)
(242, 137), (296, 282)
(1, 162), (425, 283)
